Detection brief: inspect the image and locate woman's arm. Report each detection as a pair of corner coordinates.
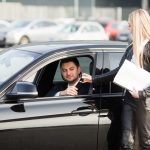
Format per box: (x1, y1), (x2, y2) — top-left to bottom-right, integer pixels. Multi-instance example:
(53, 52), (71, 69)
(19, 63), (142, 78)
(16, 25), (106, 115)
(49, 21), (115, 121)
(92, 67), (119, 87)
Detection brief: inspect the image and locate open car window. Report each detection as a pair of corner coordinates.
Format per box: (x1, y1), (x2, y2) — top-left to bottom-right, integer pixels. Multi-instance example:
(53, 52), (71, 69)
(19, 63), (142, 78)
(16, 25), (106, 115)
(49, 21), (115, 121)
(54, 56), (92, 82)
(49, 56), (93, 97)
(21, 55), (94, 98)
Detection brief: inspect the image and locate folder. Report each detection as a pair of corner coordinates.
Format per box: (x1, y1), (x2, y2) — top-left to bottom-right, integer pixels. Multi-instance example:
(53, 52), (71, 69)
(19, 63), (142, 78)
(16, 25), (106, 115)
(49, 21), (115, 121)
(113, 59), (150, 91)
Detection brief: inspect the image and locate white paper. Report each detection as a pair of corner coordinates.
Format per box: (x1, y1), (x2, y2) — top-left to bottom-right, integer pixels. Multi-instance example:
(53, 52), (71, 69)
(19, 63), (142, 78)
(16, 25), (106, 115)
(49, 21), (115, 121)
(113, 59), (150, 91)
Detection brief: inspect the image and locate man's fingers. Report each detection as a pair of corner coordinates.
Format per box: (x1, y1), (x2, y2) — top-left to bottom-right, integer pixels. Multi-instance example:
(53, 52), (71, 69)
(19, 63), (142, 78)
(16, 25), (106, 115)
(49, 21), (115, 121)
(67, 86), (78, 95)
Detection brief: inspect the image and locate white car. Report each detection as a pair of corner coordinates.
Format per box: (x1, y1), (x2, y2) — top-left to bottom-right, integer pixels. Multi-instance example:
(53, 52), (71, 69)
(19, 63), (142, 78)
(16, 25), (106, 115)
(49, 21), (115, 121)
(0, 20), (10, 28)
(0, 20), (32, 46)
(49, 21), (108, 41)
(5, 19), (57, 45)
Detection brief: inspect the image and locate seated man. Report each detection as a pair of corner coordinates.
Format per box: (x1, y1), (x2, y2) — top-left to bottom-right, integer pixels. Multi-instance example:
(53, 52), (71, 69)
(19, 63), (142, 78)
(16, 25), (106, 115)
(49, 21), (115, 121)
(46, 57), (91, 96)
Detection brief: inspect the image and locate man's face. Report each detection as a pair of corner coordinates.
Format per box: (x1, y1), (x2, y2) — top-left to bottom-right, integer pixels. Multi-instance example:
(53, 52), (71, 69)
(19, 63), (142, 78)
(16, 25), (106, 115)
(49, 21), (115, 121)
(61, 61), (81, 84)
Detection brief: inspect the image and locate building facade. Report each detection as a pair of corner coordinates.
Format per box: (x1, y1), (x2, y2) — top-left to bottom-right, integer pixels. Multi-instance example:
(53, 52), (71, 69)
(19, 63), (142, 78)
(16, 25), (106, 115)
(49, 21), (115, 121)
(0, 0), (148, 21)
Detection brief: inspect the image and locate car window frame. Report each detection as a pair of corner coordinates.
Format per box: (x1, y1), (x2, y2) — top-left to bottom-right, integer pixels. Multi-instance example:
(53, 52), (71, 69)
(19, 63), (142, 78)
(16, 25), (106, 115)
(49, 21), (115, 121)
(2, 46), (126, 102)
(91, 50), (125, 95)
(11, 51), (96, 101)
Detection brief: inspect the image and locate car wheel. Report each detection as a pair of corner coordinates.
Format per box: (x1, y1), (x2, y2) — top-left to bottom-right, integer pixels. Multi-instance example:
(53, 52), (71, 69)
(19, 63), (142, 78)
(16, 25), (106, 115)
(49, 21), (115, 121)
(19, 36), (30, 45)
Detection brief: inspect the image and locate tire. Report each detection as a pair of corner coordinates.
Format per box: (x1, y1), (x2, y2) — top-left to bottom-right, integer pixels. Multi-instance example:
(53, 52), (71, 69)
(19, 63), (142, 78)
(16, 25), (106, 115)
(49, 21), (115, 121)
(19, 36), (30, 45)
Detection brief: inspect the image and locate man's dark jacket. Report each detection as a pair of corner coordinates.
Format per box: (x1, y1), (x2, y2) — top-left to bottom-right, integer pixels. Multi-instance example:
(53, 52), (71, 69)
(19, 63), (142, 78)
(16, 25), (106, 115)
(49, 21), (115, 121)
(46, 81), (91, 96)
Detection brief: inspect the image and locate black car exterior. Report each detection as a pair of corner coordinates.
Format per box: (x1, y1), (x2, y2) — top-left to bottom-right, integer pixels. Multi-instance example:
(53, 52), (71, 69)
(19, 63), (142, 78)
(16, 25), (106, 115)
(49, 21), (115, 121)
(0, 41), (127, 150)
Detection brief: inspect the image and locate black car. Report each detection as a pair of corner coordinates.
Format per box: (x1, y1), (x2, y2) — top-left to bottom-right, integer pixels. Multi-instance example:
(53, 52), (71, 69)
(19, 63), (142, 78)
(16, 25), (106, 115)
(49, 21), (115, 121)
(0, 40), (127, 150)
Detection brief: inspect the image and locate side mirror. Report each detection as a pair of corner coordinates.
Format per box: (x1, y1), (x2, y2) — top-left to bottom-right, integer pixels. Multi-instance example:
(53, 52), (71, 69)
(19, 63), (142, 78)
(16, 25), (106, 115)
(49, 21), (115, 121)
(6, 81), (38, 100)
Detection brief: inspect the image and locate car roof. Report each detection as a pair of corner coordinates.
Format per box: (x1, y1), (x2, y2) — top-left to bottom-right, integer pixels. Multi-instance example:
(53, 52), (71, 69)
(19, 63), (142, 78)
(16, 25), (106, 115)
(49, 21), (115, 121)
(10, 40), (128, 55)
(68, 21), (103, 27)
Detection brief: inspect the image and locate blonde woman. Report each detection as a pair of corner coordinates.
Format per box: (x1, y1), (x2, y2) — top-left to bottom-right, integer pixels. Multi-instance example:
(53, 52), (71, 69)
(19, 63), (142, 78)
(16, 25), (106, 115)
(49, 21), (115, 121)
(82, 9), (150, 150)
(82, 43), (134, 150)
(125, 9), (150, 150)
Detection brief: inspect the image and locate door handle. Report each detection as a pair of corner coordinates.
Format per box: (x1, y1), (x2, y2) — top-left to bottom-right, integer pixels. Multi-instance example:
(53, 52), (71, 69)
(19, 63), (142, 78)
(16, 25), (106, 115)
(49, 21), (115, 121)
(71, 106), (96, 116)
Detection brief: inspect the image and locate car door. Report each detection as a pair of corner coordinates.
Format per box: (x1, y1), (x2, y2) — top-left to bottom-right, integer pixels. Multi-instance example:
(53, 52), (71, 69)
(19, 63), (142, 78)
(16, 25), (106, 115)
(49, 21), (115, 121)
(0, 54), (100, 150)
(0, 96), (99, 150)
(93, 51), (125, 150)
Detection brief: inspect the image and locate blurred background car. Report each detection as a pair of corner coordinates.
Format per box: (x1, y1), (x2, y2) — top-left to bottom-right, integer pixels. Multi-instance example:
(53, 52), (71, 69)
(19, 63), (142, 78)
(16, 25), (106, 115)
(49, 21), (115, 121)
(116, 30), (132, 42)
(89, 17), (114, 29)
(0, 20), (12, 46)
(115, 22), (132, 43)
(49, 21), (108, 41)
(5, 19), (58, 46)
(105, 20), (128, 41)
(0, 20), (10, 28)
(0, 20), (31, 46)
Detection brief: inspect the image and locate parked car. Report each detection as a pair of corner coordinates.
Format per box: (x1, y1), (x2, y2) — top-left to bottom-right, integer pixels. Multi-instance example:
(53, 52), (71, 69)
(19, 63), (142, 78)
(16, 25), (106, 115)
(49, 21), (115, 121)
(49, 21), (108, 41)
(105, 20), (128, 41)
(0, 20), (10, 28)
(116, 30), (132, 43)
(0, 40), (127, 150)
(5, 19), (57, 46)
(0, 20), (32, 46)
(95, 17), (114, 28)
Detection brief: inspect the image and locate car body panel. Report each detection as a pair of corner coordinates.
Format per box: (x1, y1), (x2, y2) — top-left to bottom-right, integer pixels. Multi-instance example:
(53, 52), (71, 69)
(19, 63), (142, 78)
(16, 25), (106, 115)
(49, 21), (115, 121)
(0, 97), (99, 150)
(0, 40), (127, 150)
(0, 20), (10, 28)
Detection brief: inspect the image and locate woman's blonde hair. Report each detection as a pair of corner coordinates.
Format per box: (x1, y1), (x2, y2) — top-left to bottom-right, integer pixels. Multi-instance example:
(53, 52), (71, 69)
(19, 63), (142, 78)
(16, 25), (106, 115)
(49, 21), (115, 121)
(128, 9), (150, 67)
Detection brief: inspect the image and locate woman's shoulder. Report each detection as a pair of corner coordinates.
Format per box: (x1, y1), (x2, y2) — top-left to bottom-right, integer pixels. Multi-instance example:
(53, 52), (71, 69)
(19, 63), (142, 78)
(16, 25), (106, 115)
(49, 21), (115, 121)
(146, 39), (150, 45)
(143, 40), (150, 70)
(144, 40), (150, 51)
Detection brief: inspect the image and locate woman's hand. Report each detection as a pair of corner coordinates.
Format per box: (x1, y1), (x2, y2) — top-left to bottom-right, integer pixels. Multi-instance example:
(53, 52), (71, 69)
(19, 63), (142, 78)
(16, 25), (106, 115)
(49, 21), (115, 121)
(129, 88), (139, 99)
(80, 73), (92, 83)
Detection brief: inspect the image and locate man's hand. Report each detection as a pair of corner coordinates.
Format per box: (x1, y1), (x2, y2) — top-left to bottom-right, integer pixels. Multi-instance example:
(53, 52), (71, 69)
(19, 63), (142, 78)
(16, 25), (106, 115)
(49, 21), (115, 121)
(60, 86), (78, 96)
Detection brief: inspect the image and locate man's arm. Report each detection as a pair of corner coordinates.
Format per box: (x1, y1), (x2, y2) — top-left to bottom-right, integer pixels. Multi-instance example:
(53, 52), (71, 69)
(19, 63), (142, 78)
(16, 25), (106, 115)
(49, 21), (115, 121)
(59, 86), (78, 96)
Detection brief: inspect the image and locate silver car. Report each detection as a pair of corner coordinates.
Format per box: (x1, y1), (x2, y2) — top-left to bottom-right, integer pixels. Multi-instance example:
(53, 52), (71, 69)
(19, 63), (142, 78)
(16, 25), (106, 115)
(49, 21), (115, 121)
(5, 19), (57, 45)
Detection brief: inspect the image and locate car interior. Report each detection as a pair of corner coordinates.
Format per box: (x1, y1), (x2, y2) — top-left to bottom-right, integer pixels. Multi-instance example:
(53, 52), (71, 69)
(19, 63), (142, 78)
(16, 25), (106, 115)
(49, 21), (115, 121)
(34, 55), (94, 97)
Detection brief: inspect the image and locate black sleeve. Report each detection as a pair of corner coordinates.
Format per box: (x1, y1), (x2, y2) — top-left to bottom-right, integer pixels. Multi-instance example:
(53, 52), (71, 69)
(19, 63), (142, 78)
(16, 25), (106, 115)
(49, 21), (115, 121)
(139, 41), (150, 100)
(92, 67), (119, 87)
(92, 43), (133, 87)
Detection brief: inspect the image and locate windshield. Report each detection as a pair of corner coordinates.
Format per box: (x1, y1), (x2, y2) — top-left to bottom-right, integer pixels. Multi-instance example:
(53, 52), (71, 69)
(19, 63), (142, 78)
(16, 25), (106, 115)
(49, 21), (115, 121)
(10, 20), (31, 28)
(0, 50), (40, 85)
(61, 24), (80, 33)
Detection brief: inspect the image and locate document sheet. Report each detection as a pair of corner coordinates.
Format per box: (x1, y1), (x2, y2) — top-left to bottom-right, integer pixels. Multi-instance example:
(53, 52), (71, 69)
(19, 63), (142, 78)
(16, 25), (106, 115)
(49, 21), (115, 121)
(113, 59), (150, 91)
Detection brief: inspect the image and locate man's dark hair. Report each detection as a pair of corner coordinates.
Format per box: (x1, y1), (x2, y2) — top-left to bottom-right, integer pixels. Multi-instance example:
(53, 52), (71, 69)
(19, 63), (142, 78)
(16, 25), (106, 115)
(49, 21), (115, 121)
(60, 57), (80, 68)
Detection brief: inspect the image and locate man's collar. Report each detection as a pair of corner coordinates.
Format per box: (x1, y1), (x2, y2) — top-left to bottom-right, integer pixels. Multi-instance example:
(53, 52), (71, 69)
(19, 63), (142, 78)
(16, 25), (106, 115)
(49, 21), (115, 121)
(68, 78), (81, 87)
